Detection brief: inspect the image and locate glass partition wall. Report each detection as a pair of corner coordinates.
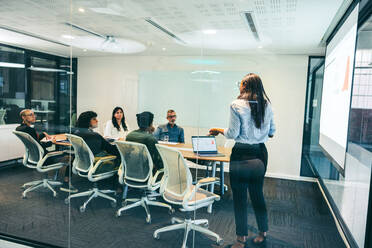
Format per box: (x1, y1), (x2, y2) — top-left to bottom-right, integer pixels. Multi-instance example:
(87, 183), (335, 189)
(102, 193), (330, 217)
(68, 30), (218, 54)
(300, 11), (372, 248)
(2, 1), (367, 248)
(0, 1), (73, 247)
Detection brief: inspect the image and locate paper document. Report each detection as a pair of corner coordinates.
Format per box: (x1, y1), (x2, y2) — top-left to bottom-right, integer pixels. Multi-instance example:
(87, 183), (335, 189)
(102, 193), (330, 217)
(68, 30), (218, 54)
(176, 147), (193, 151)
(158, 141), (178, 145)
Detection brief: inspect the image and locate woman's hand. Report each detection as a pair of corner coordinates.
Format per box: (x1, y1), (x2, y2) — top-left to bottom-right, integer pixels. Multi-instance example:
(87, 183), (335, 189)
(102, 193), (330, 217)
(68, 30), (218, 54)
(209, 128), (224, 136)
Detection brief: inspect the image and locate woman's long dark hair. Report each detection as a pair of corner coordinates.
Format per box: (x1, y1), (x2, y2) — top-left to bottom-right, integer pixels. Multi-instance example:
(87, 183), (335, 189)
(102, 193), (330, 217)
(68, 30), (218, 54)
(112, 107), (128, 132)
(238, 73), (271, 129)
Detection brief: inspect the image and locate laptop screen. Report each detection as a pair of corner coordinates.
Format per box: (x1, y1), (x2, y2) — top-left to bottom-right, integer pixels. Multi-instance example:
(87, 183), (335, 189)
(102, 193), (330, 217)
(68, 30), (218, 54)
(192, 136), (217, 153)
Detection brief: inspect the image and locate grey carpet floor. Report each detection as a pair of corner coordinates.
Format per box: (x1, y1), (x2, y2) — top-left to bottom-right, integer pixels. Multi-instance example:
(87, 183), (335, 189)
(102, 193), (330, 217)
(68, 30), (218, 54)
(0, 164), (345, 248)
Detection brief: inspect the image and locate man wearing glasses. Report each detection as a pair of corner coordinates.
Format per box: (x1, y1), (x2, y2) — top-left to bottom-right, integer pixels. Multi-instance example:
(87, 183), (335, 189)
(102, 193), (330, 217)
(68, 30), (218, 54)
(16, 109), (56, 152)
(16, 109), (76, 193)
(154, 109), (184, 143)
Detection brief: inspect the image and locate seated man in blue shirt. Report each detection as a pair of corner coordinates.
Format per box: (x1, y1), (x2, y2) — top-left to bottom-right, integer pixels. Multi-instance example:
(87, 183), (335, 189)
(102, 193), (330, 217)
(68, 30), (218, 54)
(153, 109), (184, 143)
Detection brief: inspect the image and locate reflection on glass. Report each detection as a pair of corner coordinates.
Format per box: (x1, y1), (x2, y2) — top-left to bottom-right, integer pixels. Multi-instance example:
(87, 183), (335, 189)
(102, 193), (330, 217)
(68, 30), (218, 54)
(30, 57), (57, 130)
(302, 15), (372, 247)
(0, 45), (25, 124)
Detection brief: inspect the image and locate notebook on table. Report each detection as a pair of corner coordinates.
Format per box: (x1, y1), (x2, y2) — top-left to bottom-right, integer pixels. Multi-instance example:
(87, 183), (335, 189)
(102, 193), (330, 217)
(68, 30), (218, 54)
(191, 136), (225, 157)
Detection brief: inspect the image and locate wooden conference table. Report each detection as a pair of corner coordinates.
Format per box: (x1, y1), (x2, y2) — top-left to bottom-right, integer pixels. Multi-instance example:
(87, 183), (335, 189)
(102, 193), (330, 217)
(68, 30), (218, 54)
(52, 134), (231, 195)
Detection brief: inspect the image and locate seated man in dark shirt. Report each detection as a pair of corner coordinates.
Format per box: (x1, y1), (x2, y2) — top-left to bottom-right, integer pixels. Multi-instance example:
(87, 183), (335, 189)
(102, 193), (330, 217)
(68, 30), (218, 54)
(74, 111), (121, 191)
(126, 111), (163, 172)
(16, 109), (75, 192)
(16, 109), (55, 153)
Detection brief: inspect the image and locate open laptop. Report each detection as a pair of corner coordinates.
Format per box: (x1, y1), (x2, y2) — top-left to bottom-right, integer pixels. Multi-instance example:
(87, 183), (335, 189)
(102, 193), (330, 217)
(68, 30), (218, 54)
(191, 136), (225, 157)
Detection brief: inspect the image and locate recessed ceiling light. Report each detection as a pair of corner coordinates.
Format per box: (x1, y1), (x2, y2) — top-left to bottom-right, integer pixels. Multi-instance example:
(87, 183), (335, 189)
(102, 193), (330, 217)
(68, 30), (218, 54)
(0, 62), (25, 68)
(83, 49), (87, 52)
(258, 45), (263, 49)
(191, 70), (220, 74)
(78, 8), (85, 13)
(162, 47), (166, 51)
(61, 34), (74, 39)
(202, 29), (217, 35)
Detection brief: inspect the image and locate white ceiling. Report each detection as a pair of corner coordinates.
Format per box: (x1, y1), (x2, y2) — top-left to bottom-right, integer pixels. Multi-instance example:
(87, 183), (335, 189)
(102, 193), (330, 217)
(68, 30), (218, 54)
(0, 0), (348, 57)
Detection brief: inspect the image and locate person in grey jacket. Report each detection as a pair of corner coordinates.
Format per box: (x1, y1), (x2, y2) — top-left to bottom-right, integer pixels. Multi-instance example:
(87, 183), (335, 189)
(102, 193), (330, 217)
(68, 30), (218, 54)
(153, 109), (184, 143)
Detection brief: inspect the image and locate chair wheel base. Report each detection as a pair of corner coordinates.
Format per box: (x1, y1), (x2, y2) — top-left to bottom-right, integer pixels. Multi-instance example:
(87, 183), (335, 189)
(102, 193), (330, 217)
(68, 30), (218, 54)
(64, 198), (70, 205)
(153, 233), (160, 240)
(111, 201), (117, 208)
(146, 215), (151, 224)
(79, 206), (86, 213)
(115, 212), (121, 218)
(216, 238), (224, 246)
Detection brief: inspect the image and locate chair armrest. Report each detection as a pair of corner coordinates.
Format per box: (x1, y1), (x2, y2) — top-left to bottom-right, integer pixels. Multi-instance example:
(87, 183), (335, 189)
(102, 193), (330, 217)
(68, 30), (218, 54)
(44, 151), (66, 157)
(88, 155), (117, 182)
(117, 164), (124, 184)
(183, 177), (220, 205)
(195, 177), (220, 190)
(93, 155), (117, 163)
(152, 169), (164, 184)
(37, 151), (67, 172)
(197, 177), (219, 185)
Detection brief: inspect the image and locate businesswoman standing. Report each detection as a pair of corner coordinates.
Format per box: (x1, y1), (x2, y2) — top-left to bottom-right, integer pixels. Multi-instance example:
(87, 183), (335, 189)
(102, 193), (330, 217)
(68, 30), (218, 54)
(209, 73), (275, 248)
(104, 107), (130, 140)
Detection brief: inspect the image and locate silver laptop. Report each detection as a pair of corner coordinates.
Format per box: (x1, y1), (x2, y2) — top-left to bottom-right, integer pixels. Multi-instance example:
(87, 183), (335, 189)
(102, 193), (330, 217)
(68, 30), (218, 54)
(191, 136), (225, 157)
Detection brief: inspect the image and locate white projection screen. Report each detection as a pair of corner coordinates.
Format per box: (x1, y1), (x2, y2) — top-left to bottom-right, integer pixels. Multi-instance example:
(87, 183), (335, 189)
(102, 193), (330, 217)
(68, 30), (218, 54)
(319, 4), (359, 171)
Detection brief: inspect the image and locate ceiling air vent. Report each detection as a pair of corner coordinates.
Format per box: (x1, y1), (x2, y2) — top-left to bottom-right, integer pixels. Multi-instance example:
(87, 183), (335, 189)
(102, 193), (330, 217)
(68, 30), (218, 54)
(65, 22), (106, 38)
(0, 25), (69, 47)
(241, 11), (260, 42)
(144, 18), (186, 44)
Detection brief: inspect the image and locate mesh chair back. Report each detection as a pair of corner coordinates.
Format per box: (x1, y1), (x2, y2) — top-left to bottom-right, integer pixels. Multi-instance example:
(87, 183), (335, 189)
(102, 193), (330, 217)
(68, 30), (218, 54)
(66, 134), (94, 172)
(13, 130), (44, 164)
(155, 144), (192, 198)
(115, 141), (151, 182)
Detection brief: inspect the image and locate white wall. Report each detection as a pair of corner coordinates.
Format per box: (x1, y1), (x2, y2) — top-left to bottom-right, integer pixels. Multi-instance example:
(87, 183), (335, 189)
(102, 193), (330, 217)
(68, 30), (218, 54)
(0, 124), (24, 162)
(77, 55), (308, 178)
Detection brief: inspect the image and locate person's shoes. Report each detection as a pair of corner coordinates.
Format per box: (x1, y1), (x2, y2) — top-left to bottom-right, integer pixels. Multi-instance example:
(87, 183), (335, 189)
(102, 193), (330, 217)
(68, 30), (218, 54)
(60, 182), (78, 193)
(251, 234), (267, 247)
(225, 239), (247, 248)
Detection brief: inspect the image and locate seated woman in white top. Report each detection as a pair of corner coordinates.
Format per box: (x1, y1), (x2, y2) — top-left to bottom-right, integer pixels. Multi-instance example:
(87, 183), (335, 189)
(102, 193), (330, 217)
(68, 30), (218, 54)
(104, 107), (130, 140)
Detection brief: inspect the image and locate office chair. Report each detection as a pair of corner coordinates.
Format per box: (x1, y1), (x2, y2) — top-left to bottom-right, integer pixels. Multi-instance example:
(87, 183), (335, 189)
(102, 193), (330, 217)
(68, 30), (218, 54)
(153, 144), (223, 248)
(13, 130), (67, 198)
(115, 141), (173, 223)
(64, 134), (118, 212)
